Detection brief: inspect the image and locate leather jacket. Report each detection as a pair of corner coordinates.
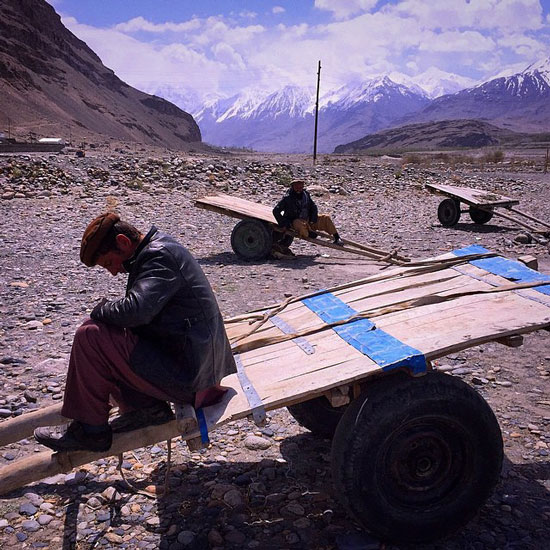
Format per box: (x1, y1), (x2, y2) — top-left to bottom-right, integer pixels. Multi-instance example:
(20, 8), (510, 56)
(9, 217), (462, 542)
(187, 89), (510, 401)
(273, 188), (319, 228)
(91, 227), (236, 397)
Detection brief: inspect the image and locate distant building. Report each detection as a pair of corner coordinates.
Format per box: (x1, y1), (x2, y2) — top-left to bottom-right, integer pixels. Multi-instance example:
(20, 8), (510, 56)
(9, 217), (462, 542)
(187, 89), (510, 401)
(38, 137), (66, 145)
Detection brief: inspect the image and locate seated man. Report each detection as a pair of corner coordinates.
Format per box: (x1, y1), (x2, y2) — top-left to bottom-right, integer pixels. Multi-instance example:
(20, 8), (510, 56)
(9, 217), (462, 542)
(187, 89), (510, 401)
(273, 179), (342, 245)
(35, 213), (236, 452)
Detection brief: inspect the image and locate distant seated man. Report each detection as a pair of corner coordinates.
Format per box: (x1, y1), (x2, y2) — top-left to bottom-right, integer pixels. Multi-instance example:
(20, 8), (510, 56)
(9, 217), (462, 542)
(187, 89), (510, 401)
(273, 179), (342, 245)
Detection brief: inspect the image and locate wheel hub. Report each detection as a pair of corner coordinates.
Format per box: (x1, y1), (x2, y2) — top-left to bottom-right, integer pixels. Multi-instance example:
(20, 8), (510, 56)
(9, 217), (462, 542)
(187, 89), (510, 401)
(374, 418), (468, 508)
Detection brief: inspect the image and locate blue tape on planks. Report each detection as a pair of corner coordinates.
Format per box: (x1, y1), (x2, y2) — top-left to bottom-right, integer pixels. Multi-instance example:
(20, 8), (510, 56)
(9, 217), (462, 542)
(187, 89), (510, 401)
(453, 245), (550, 296)
(195, 408), (210, 444)
(303, 293), (360, 324)
(303, 293), (426, 375)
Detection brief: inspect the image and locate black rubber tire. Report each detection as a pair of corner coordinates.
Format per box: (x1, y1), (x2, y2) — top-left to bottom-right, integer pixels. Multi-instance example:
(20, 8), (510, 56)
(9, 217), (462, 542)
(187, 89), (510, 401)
(331, 372), (503, 544)
(287, 396), (347, 438)
(469, 206), (494, 224)
(437, 198), (461, 227)
(230, 219), (273, 260)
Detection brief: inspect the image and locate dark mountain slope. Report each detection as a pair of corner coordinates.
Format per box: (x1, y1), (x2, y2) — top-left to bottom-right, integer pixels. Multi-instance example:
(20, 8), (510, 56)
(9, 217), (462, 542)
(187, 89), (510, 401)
(334, 119), (548, 153)
(0, 0), (200, 148)
(396, 58), (550, 133)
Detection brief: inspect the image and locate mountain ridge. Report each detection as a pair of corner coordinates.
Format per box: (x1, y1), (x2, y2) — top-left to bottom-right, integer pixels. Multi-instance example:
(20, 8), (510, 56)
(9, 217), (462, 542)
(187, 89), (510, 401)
(0, 0), (201, 149)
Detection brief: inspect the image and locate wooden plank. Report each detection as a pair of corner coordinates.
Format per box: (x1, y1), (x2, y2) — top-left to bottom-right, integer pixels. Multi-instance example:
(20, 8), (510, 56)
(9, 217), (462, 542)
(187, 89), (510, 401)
(195, 195), (277, 224)
(508, 207), (550, 231)
(0, 403), (66, 447)
(426, 183), (519, 207)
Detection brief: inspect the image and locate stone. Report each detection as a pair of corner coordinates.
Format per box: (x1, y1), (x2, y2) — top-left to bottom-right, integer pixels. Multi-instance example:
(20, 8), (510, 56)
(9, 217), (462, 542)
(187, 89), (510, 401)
(244, 435), (272, 450)
(514, 233), (531, 244)
(19, 502), (38, 515)
(223, 489), (244, 508)
(38, 514), (53, 526)
(177, 531), (195, 545)
(21, 519), (40, 532)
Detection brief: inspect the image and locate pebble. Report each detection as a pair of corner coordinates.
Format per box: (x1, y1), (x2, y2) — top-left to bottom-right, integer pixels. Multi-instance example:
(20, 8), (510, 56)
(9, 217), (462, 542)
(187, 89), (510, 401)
(244, 435), (272, 450)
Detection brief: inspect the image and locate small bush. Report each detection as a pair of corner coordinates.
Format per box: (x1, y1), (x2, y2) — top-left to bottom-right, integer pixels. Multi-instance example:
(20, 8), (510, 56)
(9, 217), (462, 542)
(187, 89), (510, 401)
(482, 150), (505, 164)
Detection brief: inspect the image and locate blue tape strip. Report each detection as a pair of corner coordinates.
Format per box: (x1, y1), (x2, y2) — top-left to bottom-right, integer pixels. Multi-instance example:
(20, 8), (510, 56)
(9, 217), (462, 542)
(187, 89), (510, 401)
(303, 294), (426, 375)
(195, 408), (210, 444)
(303, 293), (360, 324)
(453, 245), (550, 296)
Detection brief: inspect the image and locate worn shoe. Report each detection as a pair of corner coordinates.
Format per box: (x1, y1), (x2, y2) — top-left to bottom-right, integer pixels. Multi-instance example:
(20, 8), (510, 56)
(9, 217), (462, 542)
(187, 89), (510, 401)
(34, 421), (112, 452)
(110, 402), (175, 433)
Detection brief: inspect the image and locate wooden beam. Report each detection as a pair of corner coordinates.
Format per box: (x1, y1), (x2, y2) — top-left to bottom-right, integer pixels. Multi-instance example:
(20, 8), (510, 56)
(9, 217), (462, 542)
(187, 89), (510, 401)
(508, 206), (550, 231)
(325, 385), (350, 407)
(174, 403), (205, 451)
(495, 335), (524, 348)
(0, 421), (185, 495)
(0, 403), (65, 447)
(518, 255), (538, 270)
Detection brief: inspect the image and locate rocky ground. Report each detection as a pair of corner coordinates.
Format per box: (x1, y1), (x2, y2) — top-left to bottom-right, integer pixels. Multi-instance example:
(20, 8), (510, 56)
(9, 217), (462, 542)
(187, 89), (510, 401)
(0, 149), (549, 550)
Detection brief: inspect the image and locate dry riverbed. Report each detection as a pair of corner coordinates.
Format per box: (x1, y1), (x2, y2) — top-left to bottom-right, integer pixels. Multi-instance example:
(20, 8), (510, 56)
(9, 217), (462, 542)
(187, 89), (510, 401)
(0, 150), (549, 549)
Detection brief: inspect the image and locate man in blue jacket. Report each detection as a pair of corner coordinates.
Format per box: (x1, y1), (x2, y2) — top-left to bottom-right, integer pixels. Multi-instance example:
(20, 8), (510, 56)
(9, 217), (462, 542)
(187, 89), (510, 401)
(35, 213), (236, 452)
(273, 179), (342, 244)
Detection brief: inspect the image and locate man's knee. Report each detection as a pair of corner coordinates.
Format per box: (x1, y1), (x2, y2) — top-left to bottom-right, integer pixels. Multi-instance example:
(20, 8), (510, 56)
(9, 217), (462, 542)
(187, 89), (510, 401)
(292, 219), (309, 238)
(74, 319), (111, 346)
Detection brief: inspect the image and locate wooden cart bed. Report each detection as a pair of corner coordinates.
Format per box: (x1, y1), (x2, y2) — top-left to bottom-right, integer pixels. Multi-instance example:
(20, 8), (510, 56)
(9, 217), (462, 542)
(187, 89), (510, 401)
(1, 246), (550, 494)
(426, 182), (550, 236)
(425, 183), (519, 207)
(195, 193), (277, 224)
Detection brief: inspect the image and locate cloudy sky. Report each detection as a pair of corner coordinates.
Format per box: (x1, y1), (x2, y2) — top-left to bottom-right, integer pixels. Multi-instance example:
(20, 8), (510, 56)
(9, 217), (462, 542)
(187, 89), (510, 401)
(47, 0), (550, 108)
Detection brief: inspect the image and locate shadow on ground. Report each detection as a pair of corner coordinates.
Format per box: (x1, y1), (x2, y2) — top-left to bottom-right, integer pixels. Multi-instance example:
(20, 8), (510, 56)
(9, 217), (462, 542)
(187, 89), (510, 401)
(3, 436), (547, 550)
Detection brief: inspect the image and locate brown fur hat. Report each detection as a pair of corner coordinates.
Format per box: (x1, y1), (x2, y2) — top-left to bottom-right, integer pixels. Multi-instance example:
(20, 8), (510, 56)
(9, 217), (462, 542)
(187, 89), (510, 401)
(80, 212), (120, 267)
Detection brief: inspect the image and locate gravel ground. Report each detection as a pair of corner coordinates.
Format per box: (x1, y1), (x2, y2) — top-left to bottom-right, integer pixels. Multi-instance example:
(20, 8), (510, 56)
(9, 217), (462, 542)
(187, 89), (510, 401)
(0, 149), (549, 549)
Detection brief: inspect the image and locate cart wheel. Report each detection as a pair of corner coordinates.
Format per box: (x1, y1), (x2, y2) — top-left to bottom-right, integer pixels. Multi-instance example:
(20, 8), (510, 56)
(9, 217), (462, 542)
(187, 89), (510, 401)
(287, 396), (347, 438)
(331, 372), (503, 544)
(469, 206), (493, 224)
(437, 198), (461, 226)
(231, 219), (273, 260)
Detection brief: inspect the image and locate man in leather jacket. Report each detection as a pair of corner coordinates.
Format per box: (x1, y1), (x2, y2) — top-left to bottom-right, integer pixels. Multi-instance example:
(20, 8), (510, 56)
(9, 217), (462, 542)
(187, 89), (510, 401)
(273, 179), (342, 244)
(35, 213), (236, 452)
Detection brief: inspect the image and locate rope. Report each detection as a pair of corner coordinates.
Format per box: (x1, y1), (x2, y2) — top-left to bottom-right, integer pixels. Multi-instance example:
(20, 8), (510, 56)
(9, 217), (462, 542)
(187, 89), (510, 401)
(231, 278), (550, 354)
(115, 439), (174, 499)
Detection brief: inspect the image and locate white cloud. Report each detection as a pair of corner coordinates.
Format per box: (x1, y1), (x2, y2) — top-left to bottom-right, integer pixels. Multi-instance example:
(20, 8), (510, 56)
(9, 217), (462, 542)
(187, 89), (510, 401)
(314, 0), (379, 20)
(58, 1), (550, 105)
(387, 0), (543, 32)
(239, 11), (257, 19)
(60, 16), (230, 96)
(212, 43), (246, 70)
(114, 16), (201, 33)
(497, 33), (548, 57)
(418, 31), (496, 53)
(272, 6), (285, 15)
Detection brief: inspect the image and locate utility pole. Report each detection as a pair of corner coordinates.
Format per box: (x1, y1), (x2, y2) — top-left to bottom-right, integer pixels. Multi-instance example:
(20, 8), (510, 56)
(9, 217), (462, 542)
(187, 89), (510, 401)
(313, 60), (321, 164)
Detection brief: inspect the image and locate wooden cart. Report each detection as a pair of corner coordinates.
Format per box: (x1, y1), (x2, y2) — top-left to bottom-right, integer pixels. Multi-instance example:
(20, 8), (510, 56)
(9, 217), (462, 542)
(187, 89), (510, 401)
(195, 193), (410, 264)
(1, 246), (550, 544)
(426, 182), (550, 236)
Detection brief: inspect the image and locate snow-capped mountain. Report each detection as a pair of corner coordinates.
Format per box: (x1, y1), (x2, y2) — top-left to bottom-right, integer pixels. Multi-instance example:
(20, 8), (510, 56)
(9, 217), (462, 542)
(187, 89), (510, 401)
(408, 67), (477, 98)
(398, 56), (550, 133)
(194, 78), (429, 153)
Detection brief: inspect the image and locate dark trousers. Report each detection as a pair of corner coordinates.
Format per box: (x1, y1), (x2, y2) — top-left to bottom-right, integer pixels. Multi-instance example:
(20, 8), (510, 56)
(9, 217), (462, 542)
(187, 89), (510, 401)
(61, 319), (228, 426)
(61, 319), (178, 425)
